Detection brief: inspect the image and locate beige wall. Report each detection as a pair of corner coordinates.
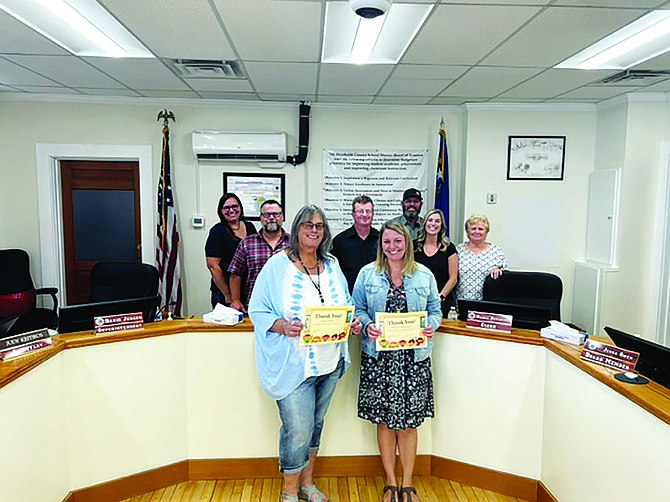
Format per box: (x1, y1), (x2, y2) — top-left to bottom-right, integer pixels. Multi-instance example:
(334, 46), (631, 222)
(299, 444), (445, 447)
(2, 94), (670, 338)
(594, 97), (668, 339)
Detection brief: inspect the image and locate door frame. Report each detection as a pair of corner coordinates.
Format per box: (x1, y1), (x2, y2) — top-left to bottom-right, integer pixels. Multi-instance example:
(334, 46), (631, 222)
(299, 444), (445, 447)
(36, 144), (154, 306)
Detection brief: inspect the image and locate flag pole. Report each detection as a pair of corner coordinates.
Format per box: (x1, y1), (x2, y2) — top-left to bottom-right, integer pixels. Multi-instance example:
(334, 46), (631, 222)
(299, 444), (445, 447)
(434, 118), (449, 236)
(155, 110), (183, 317)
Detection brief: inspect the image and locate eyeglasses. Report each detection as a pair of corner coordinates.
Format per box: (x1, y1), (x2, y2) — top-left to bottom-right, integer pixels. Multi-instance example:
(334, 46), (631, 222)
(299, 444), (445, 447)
(261, 211), (282, 218)
(353, 209), (373, 215)
(222, 204), (240, 212)
(301, 222), (325, 231)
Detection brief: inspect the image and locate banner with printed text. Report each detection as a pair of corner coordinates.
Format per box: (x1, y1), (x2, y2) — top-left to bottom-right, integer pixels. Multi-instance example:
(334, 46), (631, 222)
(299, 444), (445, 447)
(323, 149), (428, 232)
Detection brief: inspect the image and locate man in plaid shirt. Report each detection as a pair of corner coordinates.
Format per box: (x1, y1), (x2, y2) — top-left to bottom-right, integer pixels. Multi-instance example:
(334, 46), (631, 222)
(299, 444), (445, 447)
(228, 200), (290, 312)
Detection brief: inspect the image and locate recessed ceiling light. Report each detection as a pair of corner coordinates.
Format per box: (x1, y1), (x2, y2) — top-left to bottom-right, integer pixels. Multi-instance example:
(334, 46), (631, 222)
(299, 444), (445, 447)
(556, 10), (670, 70)
(0, 0), (153, 58)
(322, 2), (433, 65)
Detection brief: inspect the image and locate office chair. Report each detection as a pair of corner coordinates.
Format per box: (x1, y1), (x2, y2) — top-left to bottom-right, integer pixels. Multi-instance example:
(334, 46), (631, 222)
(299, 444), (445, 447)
(89, 262), (159, 303)
(483, 271), (563, 321)
(0, 249), (58, 337)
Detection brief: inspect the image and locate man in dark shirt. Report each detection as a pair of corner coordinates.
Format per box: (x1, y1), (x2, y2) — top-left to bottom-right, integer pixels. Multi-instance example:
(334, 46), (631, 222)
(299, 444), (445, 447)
(332, 195), (379, 293)
(389, 188), (424, 240)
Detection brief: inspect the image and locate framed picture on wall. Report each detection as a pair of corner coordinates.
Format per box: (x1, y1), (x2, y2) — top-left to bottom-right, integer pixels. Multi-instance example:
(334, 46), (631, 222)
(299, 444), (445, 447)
(507, 136), (566, 180)
(223, 173), (285, 220)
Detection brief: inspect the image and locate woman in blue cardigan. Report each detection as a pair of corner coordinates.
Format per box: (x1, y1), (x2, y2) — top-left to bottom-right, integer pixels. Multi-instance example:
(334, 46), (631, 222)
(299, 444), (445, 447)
(352, 220), (441, 502)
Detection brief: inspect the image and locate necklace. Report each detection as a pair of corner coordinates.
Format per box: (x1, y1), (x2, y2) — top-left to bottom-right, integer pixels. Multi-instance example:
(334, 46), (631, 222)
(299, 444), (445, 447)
(298, 254), (324, 304)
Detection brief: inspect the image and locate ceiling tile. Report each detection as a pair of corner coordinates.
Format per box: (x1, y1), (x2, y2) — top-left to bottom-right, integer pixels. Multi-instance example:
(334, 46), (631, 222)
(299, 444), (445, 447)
(498, 68), (613, 99)
(258, 93), (317, 102)
(12, 85), (85, 95)
(82, 58), (191, 91)
(0, 10), (69, 56)
(214, 0), (321, 61)
(318, 64), (394, 95)
(317, 95), (375, 104)
(482, 6), (647, 67)
(245, 62), (317, 94)
(441, 67), (543, 98)
(557, 85), (639, 99)
(380, 78), (451, 96)
(77, 88), (143, 97)
(392, 64), (469, 80)
(186, 78), (254, 92)
(137, 90), (202, 99)
(403, 4), (542, 65)
(197, 91), (260, 100)
(100, 0), (235, 59)
(429, 96), (485, 106)
(0, 58), (60, 86)
(373, 96), (432, 105)
(552, 0), (663, 6)
(3, 55), (126, 88)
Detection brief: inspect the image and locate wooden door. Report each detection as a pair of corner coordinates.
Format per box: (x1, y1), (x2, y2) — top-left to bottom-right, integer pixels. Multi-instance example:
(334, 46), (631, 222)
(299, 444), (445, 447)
(60, 160), (141, 305)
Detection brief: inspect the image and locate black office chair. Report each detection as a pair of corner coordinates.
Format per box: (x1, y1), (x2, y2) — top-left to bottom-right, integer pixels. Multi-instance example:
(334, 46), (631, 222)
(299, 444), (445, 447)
(483, 271), (563, 321)
(0, 249), (58, 337)
(89, 262), (159, 303)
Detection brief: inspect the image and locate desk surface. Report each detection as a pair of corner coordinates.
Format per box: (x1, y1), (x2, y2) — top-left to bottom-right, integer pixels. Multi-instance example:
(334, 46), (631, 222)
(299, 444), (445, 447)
(2, 318), (669, 426)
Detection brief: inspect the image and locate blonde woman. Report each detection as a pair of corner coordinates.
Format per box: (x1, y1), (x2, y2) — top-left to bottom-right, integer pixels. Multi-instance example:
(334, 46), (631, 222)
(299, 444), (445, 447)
(414, 209), (458, 317)
(352, 221), (441, 502)
(455, 214), (508, 301)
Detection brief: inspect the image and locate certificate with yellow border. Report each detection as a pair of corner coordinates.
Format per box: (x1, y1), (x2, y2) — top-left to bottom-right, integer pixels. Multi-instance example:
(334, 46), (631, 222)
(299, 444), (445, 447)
(299, 305), (354, 345)
(375, 311), (428, 351)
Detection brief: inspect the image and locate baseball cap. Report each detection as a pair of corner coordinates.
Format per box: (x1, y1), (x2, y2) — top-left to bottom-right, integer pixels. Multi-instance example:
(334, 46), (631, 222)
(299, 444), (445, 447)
(402, 188), (422, 201)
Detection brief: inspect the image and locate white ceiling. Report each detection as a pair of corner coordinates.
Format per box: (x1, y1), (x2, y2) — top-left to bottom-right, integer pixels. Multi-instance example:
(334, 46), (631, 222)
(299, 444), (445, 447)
(1, 0), (670, 105)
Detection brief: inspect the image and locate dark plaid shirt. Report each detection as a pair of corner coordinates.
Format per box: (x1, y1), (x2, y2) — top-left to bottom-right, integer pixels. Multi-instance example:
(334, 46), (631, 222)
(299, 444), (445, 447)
(228, 229), (290, 308)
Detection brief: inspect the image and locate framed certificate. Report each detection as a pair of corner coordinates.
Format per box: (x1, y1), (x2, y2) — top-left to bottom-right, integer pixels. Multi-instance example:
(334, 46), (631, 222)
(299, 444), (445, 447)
(223, 173), (285, 221)
(299, 305), (354, 345)
(375, 311), (428, 351)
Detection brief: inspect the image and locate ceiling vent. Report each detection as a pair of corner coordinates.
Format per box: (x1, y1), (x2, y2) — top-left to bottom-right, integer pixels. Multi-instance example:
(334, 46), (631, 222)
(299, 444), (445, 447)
(172, 59), (246, 79)
(598, 70), (670, 86)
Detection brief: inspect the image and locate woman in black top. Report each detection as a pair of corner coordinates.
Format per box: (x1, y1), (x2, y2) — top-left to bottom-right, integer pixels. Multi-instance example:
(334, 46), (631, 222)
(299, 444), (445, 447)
(205, 193), (256, 308)
(414, 209), (458, 317)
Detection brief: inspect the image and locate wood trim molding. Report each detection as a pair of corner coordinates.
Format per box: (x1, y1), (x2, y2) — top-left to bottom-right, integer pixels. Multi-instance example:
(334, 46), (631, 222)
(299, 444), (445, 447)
(64, 455), (542, 502)
(68, 461), (188, 502)
(430, 456), (537, 501)
(537, 481), (559, 502)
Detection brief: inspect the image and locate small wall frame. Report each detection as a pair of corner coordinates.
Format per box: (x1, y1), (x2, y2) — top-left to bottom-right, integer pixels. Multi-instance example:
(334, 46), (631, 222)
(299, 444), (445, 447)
(507, 136), (566, 180)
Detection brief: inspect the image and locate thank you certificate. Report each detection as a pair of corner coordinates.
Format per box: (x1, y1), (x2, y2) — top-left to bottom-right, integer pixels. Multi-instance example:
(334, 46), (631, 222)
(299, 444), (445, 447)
(299, 305), (355, 345)
(375, 311), (428, 351)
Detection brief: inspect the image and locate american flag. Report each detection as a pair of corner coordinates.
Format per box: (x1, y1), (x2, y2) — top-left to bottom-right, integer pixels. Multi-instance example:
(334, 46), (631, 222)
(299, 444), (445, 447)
(156, 125), (183, 316)
(434, 124), (449, 236)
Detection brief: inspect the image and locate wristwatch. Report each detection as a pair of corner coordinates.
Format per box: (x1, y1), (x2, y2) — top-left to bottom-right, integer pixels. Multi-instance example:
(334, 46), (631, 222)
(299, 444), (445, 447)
(439, 294), (447, 302)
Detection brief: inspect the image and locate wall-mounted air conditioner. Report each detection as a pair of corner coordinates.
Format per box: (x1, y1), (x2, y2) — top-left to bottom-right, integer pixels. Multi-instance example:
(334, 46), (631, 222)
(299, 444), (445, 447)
(192, 131), (287, 163)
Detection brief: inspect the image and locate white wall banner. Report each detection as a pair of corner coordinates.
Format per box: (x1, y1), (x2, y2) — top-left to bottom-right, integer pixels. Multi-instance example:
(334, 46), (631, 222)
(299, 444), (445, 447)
(323, 149), (429, 232)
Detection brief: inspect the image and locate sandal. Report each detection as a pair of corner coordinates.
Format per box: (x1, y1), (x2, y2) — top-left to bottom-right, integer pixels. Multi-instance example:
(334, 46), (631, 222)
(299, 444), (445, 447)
(298, 483), (329, 502)
(280, 494), (299, 502)
(400, 486), (418, 502)
(382, 485), (399, 502)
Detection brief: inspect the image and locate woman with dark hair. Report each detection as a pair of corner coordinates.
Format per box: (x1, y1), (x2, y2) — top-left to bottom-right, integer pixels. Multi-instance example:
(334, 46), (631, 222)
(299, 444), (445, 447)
(249, 204), (361, 502)
(352, 221), (441, 502)
(205, 193), (256, 307)
(414, 209), (458, 317)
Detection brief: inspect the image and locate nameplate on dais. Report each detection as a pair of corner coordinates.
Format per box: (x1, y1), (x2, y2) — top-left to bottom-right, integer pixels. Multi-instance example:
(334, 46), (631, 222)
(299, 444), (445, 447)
(466, 311), (512, 333)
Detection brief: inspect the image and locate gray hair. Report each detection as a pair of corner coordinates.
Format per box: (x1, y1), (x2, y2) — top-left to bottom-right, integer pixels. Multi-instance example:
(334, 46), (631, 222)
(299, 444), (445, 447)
(287, 204), (333, 262)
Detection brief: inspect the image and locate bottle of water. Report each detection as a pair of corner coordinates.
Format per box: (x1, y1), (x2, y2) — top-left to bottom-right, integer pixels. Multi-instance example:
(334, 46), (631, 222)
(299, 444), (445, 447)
(447, 306), (458, 321)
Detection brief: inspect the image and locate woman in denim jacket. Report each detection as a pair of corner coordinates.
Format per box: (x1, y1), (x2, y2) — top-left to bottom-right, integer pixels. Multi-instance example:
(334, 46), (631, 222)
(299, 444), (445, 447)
(352, 221), (441, 502)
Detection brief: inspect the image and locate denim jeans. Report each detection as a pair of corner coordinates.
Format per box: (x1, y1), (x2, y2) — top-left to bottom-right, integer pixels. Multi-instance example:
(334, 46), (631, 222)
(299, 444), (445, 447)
(275, 358), (345, 473)
(210, 289), (228, 309)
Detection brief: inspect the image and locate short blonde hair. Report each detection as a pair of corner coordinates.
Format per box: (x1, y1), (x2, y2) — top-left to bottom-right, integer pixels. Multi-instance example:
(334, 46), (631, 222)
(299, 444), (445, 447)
(465, 213), (490, 232)
(375, 221), (418, 276)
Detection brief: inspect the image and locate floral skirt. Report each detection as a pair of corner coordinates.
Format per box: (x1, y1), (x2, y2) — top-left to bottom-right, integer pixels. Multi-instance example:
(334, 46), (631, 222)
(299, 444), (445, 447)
(357, 351), (434, 429)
